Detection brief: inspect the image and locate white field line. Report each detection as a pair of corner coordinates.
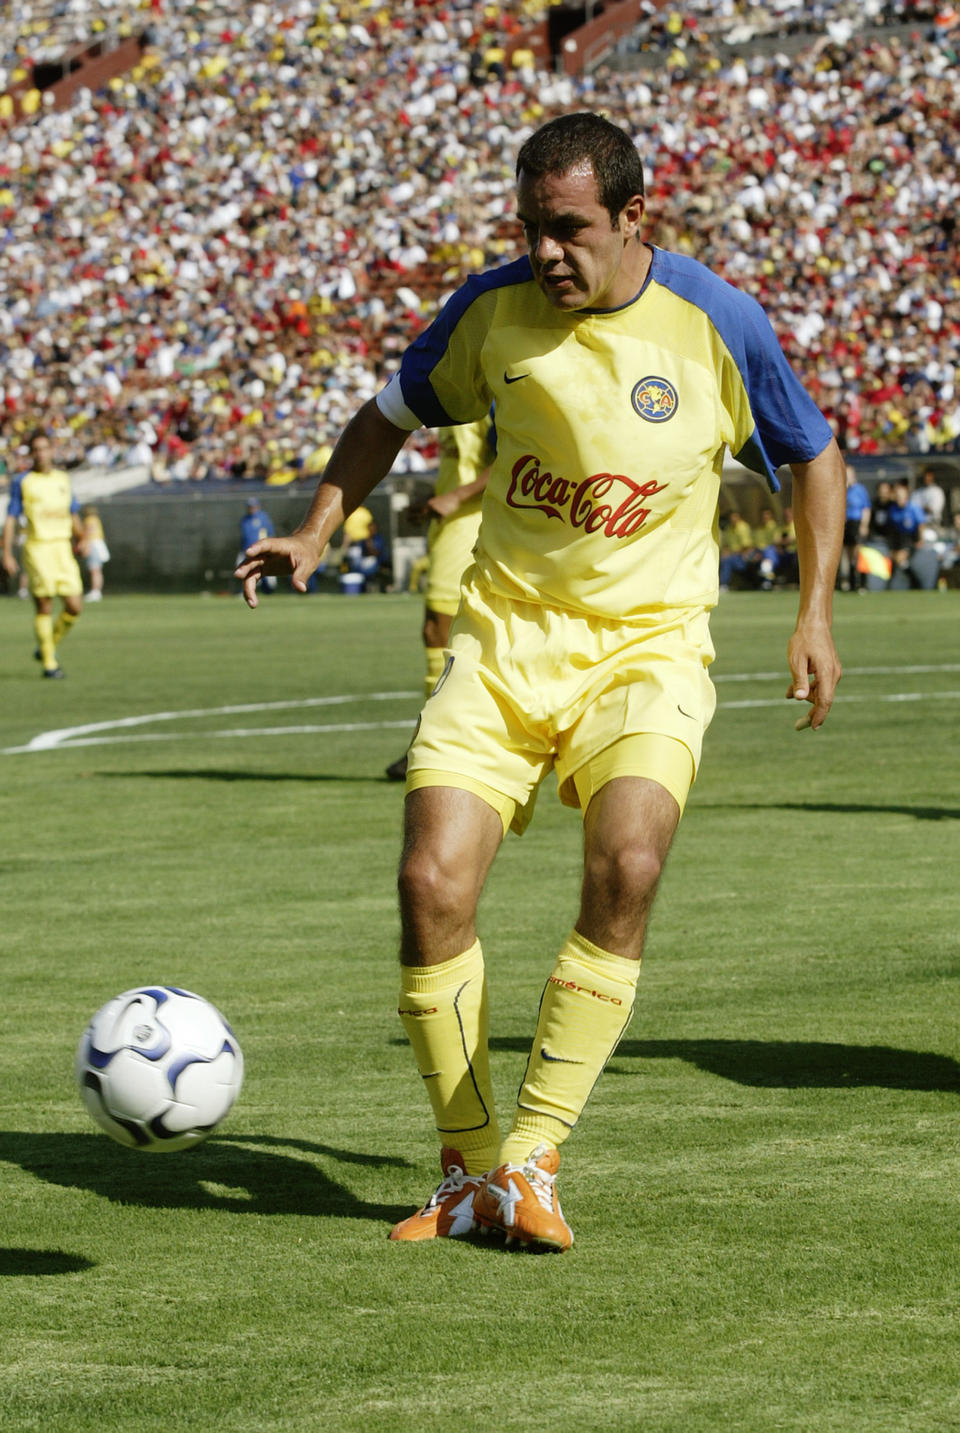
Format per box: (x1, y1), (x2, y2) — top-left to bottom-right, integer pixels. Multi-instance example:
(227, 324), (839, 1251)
(713, 662), (960, 683)
(3, 691), (419, 755)
(3, 668), (958, 756)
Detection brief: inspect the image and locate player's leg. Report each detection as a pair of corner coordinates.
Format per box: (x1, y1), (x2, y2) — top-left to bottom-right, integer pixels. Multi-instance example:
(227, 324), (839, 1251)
(385, 608), (454, 782)
(387, 514), (477, 782)
(390, 784), (506, 1240)
(421, 607), (452, 695)
(477, 740), (691, 1250)
(32, 594), (58, 675)
(52, 590), (83, 650)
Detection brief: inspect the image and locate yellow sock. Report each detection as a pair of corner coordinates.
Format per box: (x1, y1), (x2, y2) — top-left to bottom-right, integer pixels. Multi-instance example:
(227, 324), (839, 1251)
(424, 646), (446, 698)
(398, 941), (501, 1175)
(499, 930), (640, 1166)
(34, 613), (56, 670)
(52, 609), (78, 647)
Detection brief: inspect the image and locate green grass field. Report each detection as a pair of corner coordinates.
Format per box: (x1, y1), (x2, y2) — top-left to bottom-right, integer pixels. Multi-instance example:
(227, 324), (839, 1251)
(1, 589), (958, 1432)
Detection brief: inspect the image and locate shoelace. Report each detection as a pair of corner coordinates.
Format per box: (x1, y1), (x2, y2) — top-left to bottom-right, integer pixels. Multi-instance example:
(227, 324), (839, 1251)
(425, 1165), (468, 1210)
(519, 1161), (556, 1214)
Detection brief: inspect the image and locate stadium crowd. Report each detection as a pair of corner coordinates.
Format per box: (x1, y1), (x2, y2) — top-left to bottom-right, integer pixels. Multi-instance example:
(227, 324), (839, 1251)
(0, 0), (958, 493)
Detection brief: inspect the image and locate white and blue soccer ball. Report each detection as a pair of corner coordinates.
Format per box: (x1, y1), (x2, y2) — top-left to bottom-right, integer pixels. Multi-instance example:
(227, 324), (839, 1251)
(76, 986), (243, 1151)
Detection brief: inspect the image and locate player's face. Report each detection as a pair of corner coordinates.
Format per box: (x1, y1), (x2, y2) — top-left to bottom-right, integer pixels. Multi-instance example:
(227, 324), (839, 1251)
(516, 163), (645, 311)
(30, 436), (53, 471)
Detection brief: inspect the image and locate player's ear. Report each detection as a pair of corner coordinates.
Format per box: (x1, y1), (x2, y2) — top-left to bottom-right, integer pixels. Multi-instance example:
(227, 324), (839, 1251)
(620, 193), (645, 239)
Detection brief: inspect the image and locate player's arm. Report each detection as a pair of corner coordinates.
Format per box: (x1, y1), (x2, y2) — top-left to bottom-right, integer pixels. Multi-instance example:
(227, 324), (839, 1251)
(72, 509), (88, 554)
(235, 398), (409, 607)
(787, 436), (845, 729)
(1, 513), (18, 576)
(426, 469), (490, 519)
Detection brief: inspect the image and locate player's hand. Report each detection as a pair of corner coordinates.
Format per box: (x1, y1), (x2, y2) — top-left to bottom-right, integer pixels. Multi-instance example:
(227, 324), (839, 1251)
(786, 621), (842, 730)
(235, 535), (323, 608)
(425, 490), (460, 520)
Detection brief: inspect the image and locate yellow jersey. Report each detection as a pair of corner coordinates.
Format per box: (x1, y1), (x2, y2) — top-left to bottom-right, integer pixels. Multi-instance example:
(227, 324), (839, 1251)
(435, 418), (496, 498)
(8, 468), (78, 544)
(378, 247), (832, 620)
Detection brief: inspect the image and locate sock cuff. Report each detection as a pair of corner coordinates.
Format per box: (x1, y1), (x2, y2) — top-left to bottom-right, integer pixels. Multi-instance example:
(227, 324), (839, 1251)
(400, 940), (483, 995)
(562, 930), (642, 988)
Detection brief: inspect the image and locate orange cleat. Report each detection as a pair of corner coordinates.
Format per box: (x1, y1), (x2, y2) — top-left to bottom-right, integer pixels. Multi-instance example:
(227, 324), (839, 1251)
(473, 1144), (573, 1251)
(388, 1147), (482, 1241)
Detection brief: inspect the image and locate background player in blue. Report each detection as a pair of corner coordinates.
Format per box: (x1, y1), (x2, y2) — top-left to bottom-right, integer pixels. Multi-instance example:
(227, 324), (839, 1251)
(237, 498), (276, 595)
(237, 113), (845, 1251)
(842, 464), (872, 593)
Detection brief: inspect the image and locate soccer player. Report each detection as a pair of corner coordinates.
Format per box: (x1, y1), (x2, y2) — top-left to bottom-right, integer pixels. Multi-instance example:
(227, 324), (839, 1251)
(386, 415), (496, 781)
(80, 504), (110, 601)
(2, 431), (86, 678)
(236, 113), (844, 1251)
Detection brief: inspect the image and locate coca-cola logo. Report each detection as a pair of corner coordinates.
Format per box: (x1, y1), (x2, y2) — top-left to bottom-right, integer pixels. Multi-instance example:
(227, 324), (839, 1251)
(505, 454), (666, 539)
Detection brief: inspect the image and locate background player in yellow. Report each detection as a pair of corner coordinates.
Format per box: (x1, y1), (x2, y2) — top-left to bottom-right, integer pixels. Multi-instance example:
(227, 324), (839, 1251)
(80, 504), (110, 601)
(236, 113), (844, 1252)
(2, 431), (86, 679)
(386, 415), (495, 781)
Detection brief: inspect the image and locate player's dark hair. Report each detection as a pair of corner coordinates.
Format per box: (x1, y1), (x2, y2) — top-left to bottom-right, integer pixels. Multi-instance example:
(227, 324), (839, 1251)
(516, 112), (645, 226)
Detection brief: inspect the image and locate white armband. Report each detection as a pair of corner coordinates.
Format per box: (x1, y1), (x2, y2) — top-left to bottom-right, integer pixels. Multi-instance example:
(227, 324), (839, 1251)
(376, 374), (423, 432)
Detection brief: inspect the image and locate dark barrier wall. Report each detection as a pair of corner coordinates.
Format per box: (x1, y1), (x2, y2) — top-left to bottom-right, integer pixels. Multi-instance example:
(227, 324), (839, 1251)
(93, 487), (393, 593)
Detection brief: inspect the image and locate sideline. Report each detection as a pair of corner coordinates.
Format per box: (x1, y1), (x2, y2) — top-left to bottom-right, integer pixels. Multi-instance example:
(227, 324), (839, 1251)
(3, 669), (960, 756)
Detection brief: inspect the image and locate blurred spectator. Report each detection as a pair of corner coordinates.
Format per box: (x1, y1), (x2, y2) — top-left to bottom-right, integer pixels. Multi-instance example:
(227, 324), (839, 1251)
(237, 497), (276, 593)
(887, 480), (922, 575)
(343, 517), (388, 593)
(719, 508), (754, 589)
(912, 467), (947, 528)
(868, 480), (894, 544)
(841, 464), (872, 592)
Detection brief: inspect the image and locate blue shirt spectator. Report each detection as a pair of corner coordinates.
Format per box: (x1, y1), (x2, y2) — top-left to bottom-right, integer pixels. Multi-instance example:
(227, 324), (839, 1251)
(845, 479), (871, 524)
(241, 499), (275, 552)
(887, 484), (921, 548)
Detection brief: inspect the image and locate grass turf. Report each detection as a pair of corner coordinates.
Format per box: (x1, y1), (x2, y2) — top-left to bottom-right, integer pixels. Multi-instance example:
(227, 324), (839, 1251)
(1, 589), (958, 1432)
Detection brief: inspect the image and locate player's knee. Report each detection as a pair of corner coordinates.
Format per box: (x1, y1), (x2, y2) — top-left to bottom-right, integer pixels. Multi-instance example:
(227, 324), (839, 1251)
(583, 839), (664, 910)
(397, 845), (471, 927)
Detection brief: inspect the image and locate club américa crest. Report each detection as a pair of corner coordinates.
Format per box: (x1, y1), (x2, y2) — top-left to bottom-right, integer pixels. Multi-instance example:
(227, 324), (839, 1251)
(631, 376), (679, 423)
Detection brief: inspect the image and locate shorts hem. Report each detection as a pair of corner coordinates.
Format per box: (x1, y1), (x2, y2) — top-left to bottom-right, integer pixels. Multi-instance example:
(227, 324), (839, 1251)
(405, 768), (519, 836)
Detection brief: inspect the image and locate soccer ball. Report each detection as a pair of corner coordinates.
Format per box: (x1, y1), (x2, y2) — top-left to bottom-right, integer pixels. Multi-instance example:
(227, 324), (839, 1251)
(76, 986), (244, 1151)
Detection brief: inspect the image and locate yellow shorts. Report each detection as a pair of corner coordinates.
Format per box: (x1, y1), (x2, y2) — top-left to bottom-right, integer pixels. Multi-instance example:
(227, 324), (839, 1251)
(424, 497), (483, 617)
(23, 541), (83, 599)
(406, 572), (716, 835)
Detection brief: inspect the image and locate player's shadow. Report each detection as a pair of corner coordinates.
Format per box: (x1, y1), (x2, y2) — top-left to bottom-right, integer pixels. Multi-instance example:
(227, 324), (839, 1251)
(0, 1248), (95, 1276)
(97, 770), (383, 785)
(698, 799), (960, 822)
(489, 1037), (960, 1091)
(0, 1131), (412, 1223)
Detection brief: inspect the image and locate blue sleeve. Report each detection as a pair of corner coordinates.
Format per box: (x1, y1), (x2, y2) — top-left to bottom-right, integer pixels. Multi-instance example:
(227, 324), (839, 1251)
(654, 251), (834, 484)
(397, 258), (532, 427)
(7, 476), (23, 518)
(730, 292), (834, 472)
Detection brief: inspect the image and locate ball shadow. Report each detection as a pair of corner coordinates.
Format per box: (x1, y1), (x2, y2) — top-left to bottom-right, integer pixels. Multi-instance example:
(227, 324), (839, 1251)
(0, 1248), (95, 1276)
(0, 1130), (412, 1223)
